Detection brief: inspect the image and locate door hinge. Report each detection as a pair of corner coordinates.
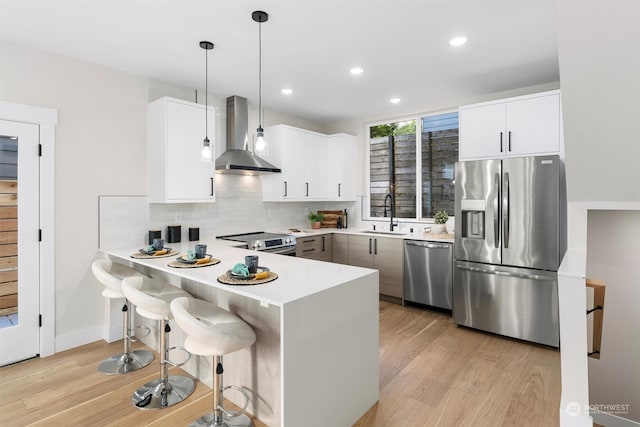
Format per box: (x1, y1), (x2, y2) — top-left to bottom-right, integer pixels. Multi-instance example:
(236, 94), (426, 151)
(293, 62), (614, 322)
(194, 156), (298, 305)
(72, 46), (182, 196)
(39, 144), (42, 156)
(39, 314), (42, 327)
(39, 229), (42, 241)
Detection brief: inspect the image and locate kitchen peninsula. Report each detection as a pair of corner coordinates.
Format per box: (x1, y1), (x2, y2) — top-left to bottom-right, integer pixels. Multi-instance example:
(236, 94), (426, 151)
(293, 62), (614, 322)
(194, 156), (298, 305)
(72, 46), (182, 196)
(104, 239), (379, 427)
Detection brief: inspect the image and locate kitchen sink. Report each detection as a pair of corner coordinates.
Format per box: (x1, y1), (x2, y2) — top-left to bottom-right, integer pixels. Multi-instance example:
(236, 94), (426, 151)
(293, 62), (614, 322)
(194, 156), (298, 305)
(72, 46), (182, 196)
(360, 230), (407, 236)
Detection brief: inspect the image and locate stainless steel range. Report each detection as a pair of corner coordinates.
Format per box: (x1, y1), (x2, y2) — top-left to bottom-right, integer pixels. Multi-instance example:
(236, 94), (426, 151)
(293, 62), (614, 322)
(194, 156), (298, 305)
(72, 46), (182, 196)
(217, 231), (297, 255)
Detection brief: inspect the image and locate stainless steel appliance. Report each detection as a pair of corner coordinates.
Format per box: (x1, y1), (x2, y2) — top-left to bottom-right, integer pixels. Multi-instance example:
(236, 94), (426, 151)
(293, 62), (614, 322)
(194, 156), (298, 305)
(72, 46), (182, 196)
(453, 155), (563, 347)
(217, 231), (297, 256)
(215, 96), (281, 175)
(404, 240), (453, 310)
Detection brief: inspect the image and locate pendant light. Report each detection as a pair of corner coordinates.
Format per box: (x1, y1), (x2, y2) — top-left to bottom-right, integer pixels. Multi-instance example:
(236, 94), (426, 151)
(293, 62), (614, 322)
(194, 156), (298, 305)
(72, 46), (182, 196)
(253, 10), (268, 156)
(200, 40), (214, 161)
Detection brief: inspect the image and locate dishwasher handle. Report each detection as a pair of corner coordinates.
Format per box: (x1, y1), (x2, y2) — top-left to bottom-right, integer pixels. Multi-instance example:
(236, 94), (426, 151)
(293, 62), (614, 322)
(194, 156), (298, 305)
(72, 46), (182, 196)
(405, 241), (450, 250)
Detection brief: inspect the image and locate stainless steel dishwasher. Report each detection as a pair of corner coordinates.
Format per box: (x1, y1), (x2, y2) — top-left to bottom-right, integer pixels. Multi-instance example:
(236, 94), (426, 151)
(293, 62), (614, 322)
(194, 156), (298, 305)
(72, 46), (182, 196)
(404, 240), (453, 310)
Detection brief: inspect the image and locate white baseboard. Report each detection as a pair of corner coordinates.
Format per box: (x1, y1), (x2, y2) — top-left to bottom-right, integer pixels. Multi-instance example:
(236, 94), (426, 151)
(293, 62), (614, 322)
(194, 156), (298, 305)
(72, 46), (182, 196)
(592, 411), (640, 427)
(54, 326), (103, 353)
(106, 324), (124, 343)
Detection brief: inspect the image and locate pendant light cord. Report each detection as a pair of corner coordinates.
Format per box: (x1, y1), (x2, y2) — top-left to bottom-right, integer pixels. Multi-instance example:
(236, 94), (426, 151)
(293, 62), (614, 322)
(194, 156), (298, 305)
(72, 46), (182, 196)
(205, 46), (209, 139)
(258, 20), (262, 128)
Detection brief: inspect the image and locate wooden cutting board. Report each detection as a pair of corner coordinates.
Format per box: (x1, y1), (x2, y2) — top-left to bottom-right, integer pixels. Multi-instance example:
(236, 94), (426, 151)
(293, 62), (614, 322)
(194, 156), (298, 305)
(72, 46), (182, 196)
(318, 210), (343, 228)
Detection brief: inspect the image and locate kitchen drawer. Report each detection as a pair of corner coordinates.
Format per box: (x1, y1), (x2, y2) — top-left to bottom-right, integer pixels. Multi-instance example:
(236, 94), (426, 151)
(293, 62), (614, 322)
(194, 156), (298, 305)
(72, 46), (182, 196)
(296, 234), (332, 260)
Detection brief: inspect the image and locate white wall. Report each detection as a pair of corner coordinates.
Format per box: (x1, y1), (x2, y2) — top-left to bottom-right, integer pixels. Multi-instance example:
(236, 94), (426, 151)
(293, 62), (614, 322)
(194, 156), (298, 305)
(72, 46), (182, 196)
(554, 0), (640, 425)
(556, 0), (640, 203)
(586, 210), (640, 424)
(0, 41), (149, 348)
(0, 40), (354, 351)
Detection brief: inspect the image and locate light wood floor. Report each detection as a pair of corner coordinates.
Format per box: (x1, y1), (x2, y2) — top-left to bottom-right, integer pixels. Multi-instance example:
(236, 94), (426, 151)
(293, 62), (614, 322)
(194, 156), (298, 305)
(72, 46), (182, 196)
(0, 301), (560, 426)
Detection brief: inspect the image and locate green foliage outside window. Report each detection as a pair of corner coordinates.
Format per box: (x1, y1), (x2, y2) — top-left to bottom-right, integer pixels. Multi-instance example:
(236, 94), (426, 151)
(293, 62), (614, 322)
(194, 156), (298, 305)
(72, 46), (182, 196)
(370, 121), (416, 138)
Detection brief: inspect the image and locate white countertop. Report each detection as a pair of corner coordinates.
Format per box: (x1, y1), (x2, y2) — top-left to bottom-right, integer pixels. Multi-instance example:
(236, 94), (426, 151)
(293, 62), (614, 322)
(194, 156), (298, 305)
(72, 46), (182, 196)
(104, 239), (377, 307)
(289, 228), (455, 243)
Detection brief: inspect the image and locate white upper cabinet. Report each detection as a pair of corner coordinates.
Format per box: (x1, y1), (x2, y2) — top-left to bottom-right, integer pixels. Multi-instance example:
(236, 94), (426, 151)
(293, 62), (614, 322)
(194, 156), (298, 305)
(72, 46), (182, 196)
(459, 90), (562, 160)
(261, 125), (356, 202)
(148, 97), (216, 203)
(326, 134), (357, 201)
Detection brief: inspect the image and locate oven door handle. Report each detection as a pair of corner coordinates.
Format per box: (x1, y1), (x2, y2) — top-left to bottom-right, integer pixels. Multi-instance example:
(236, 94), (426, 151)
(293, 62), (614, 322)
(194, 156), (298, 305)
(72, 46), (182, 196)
(262, 246), (297, 255)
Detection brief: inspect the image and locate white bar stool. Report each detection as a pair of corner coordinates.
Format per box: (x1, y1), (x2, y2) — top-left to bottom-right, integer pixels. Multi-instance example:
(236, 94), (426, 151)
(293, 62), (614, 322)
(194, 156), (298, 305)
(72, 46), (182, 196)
(121, 276), (195, 410)
(91, 259), (154, 375)
(171, 296), (257, 427)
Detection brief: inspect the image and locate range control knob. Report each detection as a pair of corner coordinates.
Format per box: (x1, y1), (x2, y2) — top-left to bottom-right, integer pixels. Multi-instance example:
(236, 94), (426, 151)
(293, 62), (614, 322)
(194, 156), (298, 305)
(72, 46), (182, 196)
(252, 242), (259, 249)
(257, 241), (263, 248)
(285, 238), (290, 244)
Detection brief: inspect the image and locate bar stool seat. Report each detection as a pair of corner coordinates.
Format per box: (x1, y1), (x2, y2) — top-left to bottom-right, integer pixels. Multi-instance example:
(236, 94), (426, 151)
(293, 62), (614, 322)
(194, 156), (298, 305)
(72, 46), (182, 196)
(171, 296), (256, 427)
(122, 276), (195, 410)
(91, 259), (154, 375)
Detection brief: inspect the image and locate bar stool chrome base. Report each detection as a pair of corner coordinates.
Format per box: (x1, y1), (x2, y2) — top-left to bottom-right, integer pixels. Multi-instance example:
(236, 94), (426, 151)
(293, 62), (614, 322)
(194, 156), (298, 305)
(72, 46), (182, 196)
(190, 412), (253, 427)
(98, 349), (155, 375)
(131, 375), (195, 410)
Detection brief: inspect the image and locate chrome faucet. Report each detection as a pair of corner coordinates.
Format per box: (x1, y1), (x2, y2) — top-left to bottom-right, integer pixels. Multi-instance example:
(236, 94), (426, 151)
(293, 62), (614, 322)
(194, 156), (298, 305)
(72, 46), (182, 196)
(383, 193), (398, 231)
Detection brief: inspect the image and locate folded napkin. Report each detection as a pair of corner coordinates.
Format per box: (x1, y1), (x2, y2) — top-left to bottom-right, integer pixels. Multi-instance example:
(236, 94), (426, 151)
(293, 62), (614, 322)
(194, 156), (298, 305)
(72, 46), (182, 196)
(196, 257), (211, 265)
(154, 249), (168, 256)
(231, 263), (250, 277)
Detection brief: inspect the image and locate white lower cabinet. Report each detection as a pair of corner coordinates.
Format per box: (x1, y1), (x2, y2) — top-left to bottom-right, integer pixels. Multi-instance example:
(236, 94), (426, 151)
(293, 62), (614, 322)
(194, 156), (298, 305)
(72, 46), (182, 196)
(261, 125), (356, 201)
(459, 90), (562, 160)
(148, 97), (216, 203)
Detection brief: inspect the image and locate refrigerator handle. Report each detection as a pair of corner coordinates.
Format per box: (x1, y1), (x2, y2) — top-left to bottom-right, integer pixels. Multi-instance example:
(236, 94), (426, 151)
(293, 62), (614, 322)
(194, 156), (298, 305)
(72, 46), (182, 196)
(493, 172), (500, 248)
(503, 172), (510, 249)
(455, 262), (555, 281)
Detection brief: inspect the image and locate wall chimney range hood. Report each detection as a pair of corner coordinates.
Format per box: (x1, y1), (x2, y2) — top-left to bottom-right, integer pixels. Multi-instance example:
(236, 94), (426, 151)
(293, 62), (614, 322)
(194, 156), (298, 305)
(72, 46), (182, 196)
(215, 96), (281, 175)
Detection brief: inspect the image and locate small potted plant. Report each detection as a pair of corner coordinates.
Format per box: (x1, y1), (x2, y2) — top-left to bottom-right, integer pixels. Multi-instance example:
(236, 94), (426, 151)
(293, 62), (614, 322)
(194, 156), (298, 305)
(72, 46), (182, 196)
(307, 211), (324, 229)
(432, 210), (449, 234)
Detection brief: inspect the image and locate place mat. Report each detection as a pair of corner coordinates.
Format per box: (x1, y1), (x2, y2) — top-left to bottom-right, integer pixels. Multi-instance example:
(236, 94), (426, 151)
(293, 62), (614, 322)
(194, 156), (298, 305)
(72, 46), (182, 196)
(131, 250), (179, 259)
(217, 271), (278, 286)
(167, 257), (221, 268)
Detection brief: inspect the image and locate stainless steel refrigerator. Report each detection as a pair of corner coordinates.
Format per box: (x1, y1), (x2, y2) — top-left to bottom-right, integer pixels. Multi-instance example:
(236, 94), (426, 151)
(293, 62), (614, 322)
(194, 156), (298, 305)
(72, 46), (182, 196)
(453, 155), (563, 347)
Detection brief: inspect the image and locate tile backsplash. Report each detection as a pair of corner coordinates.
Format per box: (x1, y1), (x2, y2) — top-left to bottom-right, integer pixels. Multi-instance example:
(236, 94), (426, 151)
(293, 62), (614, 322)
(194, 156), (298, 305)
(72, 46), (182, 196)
(99, 174), (357, 249)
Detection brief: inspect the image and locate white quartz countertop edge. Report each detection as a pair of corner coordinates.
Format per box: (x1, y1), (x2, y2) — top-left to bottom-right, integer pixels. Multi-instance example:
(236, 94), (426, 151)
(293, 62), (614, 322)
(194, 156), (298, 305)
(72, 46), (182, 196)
(103, 240), (378, 307)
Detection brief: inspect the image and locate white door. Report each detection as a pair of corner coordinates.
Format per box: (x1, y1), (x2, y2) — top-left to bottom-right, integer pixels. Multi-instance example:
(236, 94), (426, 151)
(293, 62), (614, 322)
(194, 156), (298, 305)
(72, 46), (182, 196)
(0, 120), (40, 366)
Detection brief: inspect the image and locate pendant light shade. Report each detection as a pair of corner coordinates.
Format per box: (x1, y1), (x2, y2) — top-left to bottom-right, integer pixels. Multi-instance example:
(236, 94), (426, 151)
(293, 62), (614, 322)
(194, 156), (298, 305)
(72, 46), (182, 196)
(200, 40), (214, 161)
(253, 10), (268, 156)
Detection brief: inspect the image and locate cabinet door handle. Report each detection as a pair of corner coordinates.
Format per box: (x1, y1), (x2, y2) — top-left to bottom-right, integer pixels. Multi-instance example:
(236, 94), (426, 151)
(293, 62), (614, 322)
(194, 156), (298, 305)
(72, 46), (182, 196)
(303, 248), (315, 253)
(284, 181), (288, 197)
(210, 177), (214, 196)
(302, 238), (315, 243)
(368, 238), (372, 254)
(338, 183), (341, 197)
(499, 132), (503, 152)
(374, 238), (377, 255)
(508, 131), (512, 152)
(321, 236), (325, 251)
(306, 182), (309, 197)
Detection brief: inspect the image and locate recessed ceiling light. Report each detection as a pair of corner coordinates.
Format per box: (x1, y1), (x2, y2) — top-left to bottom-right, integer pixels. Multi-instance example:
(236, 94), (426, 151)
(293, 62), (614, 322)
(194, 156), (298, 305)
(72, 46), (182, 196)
(350, 67), (364, 76)
(281, 88), (293, 95)
(390, 98), (401, 104)
(449, 36), (468, 46)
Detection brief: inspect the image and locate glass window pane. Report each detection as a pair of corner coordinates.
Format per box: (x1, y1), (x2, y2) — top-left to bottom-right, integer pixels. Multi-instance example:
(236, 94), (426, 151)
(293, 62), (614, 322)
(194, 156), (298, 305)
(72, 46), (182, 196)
(0, 135), (18, 329)
(421, 113), (458, 218)
(369, 120), (416, 219)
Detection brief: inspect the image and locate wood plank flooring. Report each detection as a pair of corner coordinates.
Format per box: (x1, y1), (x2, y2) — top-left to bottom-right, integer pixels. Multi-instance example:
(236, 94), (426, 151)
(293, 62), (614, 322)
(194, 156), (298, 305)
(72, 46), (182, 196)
(0, 301), (560, 426)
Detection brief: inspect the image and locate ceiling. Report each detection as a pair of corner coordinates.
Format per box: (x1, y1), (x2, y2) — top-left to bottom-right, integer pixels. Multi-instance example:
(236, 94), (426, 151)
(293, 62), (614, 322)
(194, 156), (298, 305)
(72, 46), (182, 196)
(0, 0), (559, 124)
